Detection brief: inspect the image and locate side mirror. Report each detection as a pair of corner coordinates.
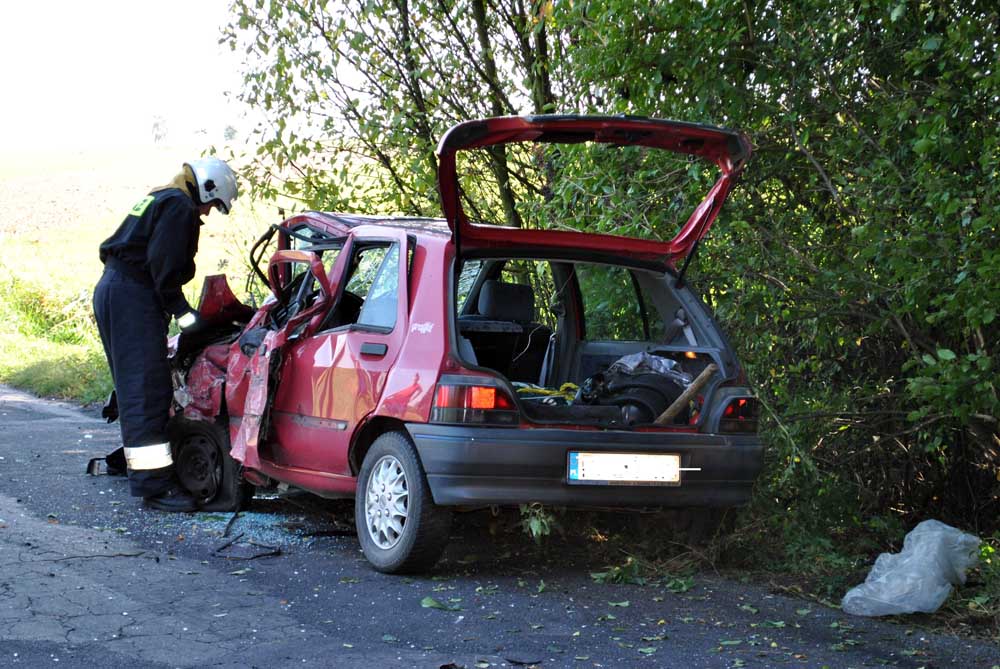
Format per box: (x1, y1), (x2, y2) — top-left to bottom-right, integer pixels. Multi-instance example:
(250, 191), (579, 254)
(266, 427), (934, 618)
(267, 249), (332, 303)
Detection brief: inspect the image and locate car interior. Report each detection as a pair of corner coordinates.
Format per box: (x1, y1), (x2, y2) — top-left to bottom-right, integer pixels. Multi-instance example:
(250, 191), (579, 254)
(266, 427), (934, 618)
(453, 256), (716, 427)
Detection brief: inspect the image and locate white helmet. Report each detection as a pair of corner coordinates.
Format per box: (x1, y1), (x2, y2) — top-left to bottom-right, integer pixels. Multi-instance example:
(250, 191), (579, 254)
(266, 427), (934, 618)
(186, 157), (238, 214)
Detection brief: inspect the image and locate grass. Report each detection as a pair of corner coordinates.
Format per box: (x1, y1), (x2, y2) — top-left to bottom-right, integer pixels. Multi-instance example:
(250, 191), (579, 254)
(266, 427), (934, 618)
(0, 145), (269, 401)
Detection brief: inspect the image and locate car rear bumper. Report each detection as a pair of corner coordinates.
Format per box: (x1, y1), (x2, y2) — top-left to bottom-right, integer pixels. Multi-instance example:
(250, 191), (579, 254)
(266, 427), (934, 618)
(406, 423), (763, 508)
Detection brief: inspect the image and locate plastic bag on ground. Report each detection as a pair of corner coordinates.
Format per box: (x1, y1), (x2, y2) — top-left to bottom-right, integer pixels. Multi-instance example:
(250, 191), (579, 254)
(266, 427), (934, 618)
(841, 519), (981, 616)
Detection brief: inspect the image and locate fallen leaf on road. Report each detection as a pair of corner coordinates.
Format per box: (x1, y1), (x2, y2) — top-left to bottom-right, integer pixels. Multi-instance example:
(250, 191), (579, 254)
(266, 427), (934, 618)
(421, 596), (461, 611)
(609, 600), (630, 607)
(664, 575), (694, 593)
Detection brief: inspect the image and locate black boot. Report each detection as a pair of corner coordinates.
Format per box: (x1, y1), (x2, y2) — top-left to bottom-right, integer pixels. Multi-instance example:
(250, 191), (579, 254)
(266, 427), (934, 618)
(144, 485), (198, 512)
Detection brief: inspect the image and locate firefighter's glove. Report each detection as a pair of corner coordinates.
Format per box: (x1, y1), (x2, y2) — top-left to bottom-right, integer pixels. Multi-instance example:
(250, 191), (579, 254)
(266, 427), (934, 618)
(177, 310), (206, 335)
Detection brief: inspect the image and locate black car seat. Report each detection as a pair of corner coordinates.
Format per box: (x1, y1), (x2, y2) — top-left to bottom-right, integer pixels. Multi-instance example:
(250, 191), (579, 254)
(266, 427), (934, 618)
(458, 280), (552, 382)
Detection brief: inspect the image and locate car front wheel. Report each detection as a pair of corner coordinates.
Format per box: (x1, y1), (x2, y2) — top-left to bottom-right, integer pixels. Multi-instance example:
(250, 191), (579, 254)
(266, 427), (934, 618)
(168, 417), (253, 512)
(355, 431), (452, 573)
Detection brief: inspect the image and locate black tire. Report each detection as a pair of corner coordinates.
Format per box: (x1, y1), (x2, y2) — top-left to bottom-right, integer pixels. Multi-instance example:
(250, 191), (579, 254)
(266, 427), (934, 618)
(168, 417), (254, 512)
(355, 432), (452, 573)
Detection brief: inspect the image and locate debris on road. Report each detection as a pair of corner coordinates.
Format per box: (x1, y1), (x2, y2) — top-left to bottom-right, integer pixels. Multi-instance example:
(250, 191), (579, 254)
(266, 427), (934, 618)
(842, 519), (981, 616)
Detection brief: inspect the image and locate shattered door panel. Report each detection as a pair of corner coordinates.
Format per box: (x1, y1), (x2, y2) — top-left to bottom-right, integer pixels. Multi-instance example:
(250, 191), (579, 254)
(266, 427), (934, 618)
(229, 328), (285, 469)
(227, 246), (349, 468)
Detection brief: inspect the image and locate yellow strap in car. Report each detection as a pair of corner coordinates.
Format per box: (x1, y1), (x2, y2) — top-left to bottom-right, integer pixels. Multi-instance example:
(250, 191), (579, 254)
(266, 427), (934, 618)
(515, 382), (579, 401)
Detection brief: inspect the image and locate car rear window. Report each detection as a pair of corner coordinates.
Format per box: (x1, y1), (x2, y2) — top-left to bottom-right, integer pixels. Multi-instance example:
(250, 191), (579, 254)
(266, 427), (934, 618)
(455, 143), (717, 243)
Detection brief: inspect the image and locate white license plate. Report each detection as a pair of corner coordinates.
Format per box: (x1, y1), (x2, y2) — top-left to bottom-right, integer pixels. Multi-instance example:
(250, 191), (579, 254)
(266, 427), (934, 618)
(567, 452), (681, 486)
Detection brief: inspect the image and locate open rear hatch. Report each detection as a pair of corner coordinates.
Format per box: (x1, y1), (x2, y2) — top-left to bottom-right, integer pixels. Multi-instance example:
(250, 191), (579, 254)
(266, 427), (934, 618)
(436, 114), (752, 269)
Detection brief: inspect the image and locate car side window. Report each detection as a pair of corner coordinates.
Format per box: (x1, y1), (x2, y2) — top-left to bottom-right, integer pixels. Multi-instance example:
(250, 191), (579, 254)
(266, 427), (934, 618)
(349, 243), (400, 329)
(576, 263), (646, 341)
(456, 259), (484, 313)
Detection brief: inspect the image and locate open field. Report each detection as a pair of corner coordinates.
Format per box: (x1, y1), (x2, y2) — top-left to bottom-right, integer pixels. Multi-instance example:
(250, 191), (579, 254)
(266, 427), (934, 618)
(0, 146), (272, 402)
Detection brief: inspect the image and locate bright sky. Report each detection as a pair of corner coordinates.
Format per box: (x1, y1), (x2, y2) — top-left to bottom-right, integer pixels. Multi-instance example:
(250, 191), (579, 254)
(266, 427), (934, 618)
(0, 0), (247, 150)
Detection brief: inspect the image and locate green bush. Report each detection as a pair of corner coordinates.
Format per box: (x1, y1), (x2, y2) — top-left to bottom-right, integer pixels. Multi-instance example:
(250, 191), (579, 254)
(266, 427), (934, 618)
(0, 278), (110, 402)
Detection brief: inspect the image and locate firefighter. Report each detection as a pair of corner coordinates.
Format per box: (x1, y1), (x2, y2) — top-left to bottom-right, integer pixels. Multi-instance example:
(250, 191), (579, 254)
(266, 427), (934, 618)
(93, 157), (238, 511)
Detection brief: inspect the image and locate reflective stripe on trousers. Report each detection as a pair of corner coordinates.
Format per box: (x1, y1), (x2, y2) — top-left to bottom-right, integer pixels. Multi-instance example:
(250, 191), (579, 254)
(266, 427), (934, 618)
(124, 442), (173, 471)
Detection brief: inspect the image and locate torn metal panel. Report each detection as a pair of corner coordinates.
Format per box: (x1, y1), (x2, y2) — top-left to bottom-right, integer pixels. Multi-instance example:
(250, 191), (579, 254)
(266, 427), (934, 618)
(230, 329), (288, 470)
(197, 274), (256, 324)
(179, 344), (230, 422)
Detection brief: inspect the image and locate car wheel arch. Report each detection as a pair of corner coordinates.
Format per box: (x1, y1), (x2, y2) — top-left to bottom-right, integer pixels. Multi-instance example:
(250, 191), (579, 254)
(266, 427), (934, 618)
(349, 415), (408, 475)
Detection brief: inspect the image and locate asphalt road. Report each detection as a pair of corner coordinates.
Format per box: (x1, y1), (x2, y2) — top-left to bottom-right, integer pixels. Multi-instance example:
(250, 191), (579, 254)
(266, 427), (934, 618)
(1, 385), (997, 669)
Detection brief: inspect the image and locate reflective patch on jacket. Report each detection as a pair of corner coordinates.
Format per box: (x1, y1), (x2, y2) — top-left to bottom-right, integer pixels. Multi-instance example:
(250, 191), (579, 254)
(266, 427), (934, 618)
(129, 195), (155, 217)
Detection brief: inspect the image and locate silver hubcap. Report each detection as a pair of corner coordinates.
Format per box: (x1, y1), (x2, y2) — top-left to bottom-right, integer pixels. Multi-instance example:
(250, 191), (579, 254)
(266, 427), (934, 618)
(365, 455), (409, 550)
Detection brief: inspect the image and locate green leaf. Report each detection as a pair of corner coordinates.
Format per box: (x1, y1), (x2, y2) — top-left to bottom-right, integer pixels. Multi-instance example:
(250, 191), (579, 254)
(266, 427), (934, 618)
(913, 138), (935, 154)
(937, 348), (956, 361)
(609, 600), (630, 607)
(890, 3), (905, 21)
(922, 36), (942, 51)
(638, 647), (657, 655)
(421, 596), (460, 611)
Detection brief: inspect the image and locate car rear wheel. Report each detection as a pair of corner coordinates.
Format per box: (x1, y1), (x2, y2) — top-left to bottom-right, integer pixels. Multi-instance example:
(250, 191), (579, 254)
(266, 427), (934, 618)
(355, 431), (452, 573)
(168, 417), (253, 512)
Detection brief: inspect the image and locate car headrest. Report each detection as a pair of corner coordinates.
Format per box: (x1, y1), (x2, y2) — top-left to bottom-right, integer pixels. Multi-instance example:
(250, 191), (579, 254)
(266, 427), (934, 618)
(478, 280), (534, 322)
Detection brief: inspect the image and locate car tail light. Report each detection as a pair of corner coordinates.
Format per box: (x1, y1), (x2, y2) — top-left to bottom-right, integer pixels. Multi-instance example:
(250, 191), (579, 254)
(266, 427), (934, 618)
(719, 397), (759, 433)
(431, 380), (519, 425)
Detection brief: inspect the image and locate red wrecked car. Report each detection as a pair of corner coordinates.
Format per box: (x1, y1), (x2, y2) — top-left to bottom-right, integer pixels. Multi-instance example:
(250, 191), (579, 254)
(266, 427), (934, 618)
(166, 115), (762, 573)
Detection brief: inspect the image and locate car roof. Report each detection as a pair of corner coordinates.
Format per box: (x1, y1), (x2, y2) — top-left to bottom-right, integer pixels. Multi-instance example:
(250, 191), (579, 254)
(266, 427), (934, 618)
(285, 211), (671, 270)
(291, 211), (451, 238)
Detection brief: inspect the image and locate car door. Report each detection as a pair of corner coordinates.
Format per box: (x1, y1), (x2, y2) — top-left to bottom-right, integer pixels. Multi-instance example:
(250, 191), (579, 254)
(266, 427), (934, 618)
(228, 246), (341, 472)
(265, 228), (410, 481)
